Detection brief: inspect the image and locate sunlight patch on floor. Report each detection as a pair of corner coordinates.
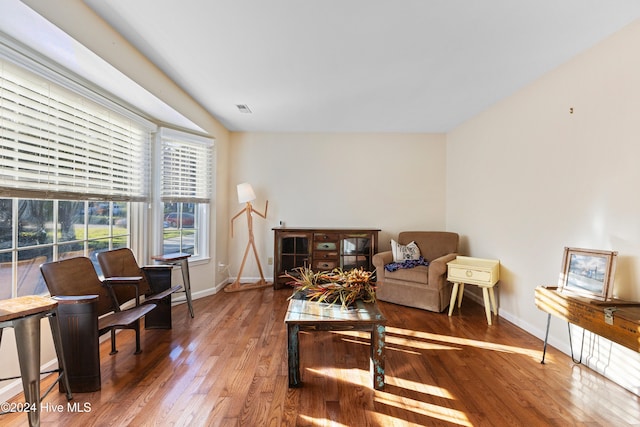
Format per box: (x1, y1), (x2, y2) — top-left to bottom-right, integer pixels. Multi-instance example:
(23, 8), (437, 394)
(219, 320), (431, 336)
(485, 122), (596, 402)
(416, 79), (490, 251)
(334, 329), (460, 354)
(333, 328), (539, 356)
(385, 334), (462, 351)
(387, 326), (542, 359)
(338, 336), (423, 355)
(305, 367), (453, 399)
(298, 414), (349, 426)
(374, 389), (471, 426)
(385, 375), (455, 399)
(303, 366), (471, 426)
(306, 367), (364, 385)
(336, 330), (460, 352)
(369, 414), (442, 427)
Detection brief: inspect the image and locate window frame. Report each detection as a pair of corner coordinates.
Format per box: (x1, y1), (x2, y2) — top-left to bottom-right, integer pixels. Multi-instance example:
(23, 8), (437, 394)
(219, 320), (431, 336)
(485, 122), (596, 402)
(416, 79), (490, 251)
(152, 128), (214, 262)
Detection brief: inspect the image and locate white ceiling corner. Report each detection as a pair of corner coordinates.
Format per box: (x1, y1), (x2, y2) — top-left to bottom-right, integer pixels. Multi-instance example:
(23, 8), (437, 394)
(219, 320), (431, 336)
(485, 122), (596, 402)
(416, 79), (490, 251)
(0, 0), (204, 133)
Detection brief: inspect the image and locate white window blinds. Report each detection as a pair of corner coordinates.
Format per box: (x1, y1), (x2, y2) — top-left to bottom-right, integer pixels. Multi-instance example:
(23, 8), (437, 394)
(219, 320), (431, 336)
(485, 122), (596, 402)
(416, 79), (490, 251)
(159, 128), (214, 203)
(0, 58), (153, 201)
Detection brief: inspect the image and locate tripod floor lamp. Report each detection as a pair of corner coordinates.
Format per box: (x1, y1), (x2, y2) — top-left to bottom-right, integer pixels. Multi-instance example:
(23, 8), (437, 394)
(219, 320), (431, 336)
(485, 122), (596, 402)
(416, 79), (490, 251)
(225, 183), (272, 292)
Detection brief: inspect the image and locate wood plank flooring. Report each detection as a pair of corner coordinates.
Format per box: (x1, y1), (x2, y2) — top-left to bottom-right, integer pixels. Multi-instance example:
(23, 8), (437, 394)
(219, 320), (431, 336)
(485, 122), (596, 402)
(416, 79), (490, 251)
(3, 286), (640, 426)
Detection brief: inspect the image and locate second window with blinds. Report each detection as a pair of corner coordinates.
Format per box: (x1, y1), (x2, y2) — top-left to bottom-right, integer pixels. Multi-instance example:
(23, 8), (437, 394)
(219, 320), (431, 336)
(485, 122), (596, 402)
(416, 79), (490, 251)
(156, 128), (214, 260)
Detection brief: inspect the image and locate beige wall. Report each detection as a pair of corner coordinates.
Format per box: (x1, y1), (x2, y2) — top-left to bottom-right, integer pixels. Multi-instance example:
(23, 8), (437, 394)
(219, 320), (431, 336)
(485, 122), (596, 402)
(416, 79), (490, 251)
(227, 132), (448, 280)
(446, 19), (640, 394)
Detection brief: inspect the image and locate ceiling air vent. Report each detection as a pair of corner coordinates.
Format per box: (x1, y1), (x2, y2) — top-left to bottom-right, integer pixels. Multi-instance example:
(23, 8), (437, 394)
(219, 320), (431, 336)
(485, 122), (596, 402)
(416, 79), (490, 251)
(236, 104), (252, 114)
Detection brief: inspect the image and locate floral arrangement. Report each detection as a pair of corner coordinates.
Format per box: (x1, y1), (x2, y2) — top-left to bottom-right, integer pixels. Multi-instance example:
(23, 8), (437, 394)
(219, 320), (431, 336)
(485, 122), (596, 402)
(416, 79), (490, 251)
(285, 266), (376, 308)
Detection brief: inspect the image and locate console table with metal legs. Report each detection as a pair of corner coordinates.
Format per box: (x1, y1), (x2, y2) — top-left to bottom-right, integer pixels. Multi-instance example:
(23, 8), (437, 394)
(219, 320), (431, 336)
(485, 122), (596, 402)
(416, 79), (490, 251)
(0, 296), (73, 426)
(151, 252), (194, 318)
(535, 286), (640, 364)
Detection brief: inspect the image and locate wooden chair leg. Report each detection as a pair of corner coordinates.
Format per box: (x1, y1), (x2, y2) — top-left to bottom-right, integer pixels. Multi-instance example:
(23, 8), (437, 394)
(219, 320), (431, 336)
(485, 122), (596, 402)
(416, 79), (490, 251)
(134, 319), (142, 354)
(110, 329), (118, 355)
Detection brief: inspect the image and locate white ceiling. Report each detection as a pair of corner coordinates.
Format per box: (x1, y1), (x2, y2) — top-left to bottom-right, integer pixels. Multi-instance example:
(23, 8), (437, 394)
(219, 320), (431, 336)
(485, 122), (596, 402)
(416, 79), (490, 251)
(10, 1), (640, 133)
(0, 0), (204, 132)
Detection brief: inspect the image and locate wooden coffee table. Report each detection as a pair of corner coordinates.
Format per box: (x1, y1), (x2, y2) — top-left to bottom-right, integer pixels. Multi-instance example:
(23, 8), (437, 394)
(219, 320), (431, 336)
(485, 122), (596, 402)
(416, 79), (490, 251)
(284, 297), (386, 390)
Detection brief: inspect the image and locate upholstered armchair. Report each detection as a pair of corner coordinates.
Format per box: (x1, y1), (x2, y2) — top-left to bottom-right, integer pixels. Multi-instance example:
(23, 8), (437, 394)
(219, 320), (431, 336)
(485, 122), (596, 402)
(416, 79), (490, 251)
(372, 231), (459, 312)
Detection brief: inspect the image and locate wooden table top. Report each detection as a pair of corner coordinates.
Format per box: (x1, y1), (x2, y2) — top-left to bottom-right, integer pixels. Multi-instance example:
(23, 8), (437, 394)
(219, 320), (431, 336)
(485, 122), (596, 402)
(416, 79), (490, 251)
(285, 298), (386, 325)
(0, 295), (58, 322)
(151, 252), (191, 262)
(536, 286), (640, 324)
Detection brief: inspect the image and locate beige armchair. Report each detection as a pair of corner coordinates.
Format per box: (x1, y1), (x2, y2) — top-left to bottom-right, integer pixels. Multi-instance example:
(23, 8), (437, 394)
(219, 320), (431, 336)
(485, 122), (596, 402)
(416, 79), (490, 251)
(373, 231), (459, 312)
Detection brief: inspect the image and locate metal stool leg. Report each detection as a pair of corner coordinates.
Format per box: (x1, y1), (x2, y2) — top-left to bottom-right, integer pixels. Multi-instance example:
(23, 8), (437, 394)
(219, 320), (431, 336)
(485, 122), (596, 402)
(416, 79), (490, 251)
(179, 259), (194, 318)
(13, 315), (41, 427)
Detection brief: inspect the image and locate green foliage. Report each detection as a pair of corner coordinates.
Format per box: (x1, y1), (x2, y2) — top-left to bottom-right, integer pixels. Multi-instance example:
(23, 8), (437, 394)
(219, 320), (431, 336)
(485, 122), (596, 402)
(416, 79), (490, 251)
(285, 267), (376, 308)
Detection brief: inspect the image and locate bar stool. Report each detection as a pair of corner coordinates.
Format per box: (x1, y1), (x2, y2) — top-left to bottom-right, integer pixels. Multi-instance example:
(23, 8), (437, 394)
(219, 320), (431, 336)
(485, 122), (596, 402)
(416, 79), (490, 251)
(0, 295), (73, 427)
(151, 252), (194, 318)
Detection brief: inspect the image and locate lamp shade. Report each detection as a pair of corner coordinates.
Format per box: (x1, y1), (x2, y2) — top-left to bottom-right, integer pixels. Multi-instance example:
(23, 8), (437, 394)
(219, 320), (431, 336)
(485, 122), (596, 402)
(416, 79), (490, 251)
(237, 182), (256, 203)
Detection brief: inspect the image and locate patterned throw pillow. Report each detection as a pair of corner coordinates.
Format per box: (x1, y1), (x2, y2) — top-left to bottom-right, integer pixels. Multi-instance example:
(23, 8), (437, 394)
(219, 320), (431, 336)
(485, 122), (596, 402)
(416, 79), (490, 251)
(391, 239), (421, 262)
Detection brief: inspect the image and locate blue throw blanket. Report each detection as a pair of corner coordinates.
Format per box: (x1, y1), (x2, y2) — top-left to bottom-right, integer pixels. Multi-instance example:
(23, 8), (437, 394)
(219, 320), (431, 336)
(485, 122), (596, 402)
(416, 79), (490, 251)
(384, 256), (429, 272)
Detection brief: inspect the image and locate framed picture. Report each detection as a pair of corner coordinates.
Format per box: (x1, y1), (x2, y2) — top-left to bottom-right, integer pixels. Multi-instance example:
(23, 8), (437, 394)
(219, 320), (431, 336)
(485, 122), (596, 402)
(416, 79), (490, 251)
(558, 247), (618, 300)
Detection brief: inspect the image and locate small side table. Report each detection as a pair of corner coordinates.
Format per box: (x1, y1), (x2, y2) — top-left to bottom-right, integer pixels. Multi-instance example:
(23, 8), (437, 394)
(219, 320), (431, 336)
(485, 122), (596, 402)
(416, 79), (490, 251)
(151, 252), (194, 318)
(447, 256), (500, 325)
(0, 296), (73, 426)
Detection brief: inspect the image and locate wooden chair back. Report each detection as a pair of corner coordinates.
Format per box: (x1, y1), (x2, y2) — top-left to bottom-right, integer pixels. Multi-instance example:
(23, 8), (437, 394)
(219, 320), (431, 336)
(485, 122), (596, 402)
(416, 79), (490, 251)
(97, 248), (153, 303)
(40, 257), (116, 316)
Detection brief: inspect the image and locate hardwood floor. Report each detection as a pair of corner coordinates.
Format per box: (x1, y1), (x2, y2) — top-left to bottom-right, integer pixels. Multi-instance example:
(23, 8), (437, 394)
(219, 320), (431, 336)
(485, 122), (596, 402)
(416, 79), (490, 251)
(3, 287), (640, 426)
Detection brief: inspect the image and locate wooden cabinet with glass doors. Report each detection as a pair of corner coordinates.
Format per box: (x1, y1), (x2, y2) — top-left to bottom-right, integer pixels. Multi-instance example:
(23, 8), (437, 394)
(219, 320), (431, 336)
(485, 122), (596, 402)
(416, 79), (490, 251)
(273, 227), (379, 289)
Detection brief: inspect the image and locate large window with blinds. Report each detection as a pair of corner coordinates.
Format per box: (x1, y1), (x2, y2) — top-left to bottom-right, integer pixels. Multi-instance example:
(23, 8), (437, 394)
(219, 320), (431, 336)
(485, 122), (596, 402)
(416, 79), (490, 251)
(0, 50), (156, 298)
(0, 57), (152, 201)
(158, 128), (213, 258)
